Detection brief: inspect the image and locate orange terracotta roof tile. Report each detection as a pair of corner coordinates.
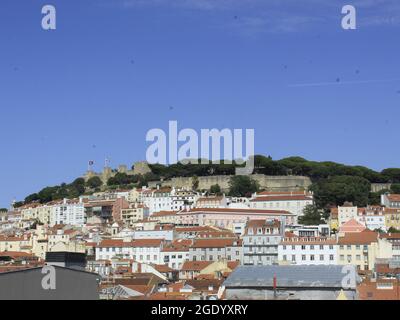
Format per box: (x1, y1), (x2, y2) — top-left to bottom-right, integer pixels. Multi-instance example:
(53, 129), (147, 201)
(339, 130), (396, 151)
(338, 230), (378, 245)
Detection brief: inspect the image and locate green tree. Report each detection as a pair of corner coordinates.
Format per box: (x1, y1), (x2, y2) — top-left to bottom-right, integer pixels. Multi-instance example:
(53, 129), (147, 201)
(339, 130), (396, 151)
(86, 176), (103, 189)
(192, 176), (199, 190)
(388, 227), (400, 233)
(13, 201), (24, 208)
(391, 184), (400, 194)
(228, 176), (259, 197)
(311, 175), (371, 209)
(25, 193), (40, 204)
(382, 168), (400, 183)
(298, 205), (324, 225)
(210, 184), (222, 195)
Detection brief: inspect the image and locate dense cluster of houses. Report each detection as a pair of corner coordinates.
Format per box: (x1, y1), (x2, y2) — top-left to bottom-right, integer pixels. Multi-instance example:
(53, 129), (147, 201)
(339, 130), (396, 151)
(1, 187), (400, 300)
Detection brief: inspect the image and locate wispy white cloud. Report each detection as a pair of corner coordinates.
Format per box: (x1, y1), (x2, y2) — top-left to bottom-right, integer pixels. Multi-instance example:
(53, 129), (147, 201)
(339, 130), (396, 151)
(106, 0), (400, 32)
(289, 78), (400, 88)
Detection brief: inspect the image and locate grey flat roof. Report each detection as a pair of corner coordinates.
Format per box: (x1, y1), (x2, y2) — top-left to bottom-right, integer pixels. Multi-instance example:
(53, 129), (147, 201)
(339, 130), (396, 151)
(223, 265), (358, 289)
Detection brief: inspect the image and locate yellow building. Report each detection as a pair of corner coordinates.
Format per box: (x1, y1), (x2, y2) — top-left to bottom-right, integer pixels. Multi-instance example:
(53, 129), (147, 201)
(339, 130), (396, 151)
(337, 230), (392, 271)
(151, 211), (179, 224)
(121, 204), (149, 227)
(330, 208), (339, 231)
(0, 235), (32, 253)
(384, 208), (400, 230)
(47, 229), (85, 254)
(20, 203), (52, 224)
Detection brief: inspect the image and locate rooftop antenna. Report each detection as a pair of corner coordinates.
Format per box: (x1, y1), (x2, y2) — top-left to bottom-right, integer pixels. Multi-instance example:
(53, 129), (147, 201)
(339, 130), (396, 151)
(88, 160), (94, 172)
(105, 157), (111, 168)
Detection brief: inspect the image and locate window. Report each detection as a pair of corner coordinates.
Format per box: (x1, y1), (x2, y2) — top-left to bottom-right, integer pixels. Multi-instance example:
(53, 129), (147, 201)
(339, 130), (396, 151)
(302, 255), (306, 261)
(320, 255), (324, 261)
(283, 255), (287, 261)
(310, 255), (315, 261)
(330, 255), (334, 261)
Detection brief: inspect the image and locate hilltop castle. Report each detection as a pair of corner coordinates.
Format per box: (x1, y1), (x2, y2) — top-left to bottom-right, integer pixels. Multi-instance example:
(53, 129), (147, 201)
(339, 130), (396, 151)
(83, 161), (152, 184)
(83, 161), (312, 192)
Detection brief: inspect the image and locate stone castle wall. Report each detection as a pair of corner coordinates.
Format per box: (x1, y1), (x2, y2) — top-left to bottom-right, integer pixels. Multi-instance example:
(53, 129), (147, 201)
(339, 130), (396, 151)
(148, 174), (312, 192)
(84, 161), (151, 184)
(84, 161), (311, 192)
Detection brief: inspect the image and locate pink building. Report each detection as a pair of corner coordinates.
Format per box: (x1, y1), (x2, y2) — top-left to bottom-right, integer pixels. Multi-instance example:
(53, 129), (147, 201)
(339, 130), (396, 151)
(176, 208), (294, 230)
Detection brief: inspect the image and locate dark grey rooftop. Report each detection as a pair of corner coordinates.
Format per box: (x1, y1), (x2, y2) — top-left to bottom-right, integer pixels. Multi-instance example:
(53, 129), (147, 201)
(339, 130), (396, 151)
(223, 265), (358, 289)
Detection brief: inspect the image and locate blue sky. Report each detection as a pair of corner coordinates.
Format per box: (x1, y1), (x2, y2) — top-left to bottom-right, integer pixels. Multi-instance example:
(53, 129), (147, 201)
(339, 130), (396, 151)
(0, 0), (400, 207)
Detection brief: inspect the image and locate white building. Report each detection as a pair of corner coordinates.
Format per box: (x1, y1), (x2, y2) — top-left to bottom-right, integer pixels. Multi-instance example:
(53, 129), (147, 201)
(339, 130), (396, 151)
(338, 203), (359, 226)
(381, 194), (400, 209)
(50, 198), (85, 226)
(278, 237), (337, 265)
(95, 239), (164, 265)
(171, 189), (199, 211)
(289, 224), (331, 237)
(189, 238), (243, 263)
(357, 207), (386, 231)
(161, 239), (192, 270)
(142, 187), (173, 214)
(249, 192), (313, 222)
(242, 219), (284, 266)
(117, 229), (175, 241)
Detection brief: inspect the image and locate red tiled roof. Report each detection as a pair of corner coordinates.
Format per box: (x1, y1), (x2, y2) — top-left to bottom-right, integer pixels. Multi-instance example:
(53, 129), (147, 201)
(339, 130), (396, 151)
(153, 264), (173, 273)
(186, 208), (292, 215)
(97, 239), (163, 248)
(181, 261), (212, 271)
(192, 238), (241, 248)
(151, 211), (179, 218)
(388, 194), (400, 202)
(338, 230), (378, 245)
(280, 237), (337, 245)
(0, 251), (34, 258)
(358, 280), (400, 300)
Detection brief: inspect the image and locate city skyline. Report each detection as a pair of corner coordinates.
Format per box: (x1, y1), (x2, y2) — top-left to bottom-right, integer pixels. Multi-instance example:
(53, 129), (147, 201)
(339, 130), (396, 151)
(1, 0), (400, 207)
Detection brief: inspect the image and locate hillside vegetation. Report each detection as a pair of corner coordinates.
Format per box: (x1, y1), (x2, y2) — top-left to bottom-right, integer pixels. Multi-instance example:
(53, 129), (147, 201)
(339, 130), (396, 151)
(15, 155), (400, 210)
